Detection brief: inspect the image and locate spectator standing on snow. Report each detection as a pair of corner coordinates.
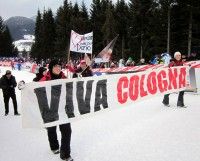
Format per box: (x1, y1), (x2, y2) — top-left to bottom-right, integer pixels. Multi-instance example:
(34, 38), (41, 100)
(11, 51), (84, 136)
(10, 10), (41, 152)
(11, 60), (15, 70)
(17, 61), (22, 71)
(162, 51), (187, 108)
(40, 59), (73, 161)
(0, 70), (20, 116)
(33, 67), (47, 82)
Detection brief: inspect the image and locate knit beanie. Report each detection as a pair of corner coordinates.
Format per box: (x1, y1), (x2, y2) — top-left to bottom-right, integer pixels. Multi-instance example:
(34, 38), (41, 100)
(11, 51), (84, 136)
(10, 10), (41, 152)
(38, 67), (47, 74)
(48, 59), (61, 71)
(5, 70), (11, 75)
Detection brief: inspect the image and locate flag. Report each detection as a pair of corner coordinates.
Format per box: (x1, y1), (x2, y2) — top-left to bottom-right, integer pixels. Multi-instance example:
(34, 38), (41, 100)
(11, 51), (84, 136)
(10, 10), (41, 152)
(84, 53), (92, 66)
(69, 30), (93, 54)
(95, 35), (119, 63)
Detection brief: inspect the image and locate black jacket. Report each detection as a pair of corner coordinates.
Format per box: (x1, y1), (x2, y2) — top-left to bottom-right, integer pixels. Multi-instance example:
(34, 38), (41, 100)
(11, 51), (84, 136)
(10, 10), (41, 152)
(33, 73), (44, 82)
(0, 75), (17, 95)
(73, 66), (93, 78)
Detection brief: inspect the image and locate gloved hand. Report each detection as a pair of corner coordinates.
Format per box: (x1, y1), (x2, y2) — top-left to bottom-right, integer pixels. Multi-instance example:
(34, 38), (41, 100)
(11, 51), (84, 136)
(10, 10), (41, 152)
(18, 80), (25, 90)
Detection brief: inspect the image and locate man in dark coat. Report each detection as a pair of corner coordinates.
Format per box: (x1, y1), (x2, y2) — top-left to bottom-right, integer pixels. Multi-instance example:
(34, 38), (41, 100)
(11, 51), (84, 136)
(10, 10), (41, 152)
(0, 70), (20, 115)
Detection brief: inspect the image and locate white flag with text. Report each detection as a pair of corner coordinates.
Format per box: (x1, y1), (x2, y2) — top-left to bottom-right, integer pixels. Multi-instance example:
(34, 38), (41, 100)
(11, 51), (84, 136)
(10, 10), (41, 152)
(70, 30), (93, 54)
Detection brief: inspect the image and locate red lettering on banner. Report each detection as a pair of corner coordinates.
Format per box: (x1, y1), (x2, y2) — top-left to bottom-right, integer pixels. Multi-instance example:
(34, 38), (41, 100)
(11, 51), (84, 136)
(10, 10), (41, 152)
(140, 75), (147, 97)
(117, 77), (129, 104)
(129, 75), (139, 101)
(147, 72), (157, 95)
(116, 67), (187, 104)
(168, 68), (178, 90)
(157, 70), (168, 93)
(179, 67), (186, 88)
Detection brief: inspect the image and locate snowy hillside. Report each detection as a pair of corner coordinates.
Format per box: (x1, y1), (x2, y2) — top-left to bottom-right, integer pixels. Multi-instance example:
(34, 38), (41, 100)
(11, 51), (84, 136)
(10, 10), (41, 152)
(4, 16), (35, 41)
(0, 66), (200, 161)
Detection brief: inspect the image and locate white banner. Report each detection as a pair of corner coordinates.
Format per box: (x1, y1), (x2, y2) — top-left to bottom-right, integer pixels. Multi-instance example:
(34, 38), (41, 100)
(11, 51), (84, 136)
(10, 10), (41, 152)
(69, 30), (93, 53)
(22, 66), (189, 128)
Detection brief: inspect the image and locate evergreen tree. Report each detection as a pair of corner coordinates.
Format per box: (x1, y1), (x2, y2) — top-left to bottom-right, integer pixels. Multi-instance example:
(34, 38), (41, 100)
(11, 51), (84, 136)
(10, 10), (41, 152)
(0, 16), (3, 33)
(71, 2), (81, 33)
(79, 1), (90, 33)
(102, 1), (116, 43)
(70, 2), (90, 34)
(0, 16), (15, 57)
(129, 0), (154, 60)
(101, 1), (118, 60)
(176, 0), (200, 55)
(2, 26), (14, 56)
(54, 0), (72, 58)
(31, 10), (42, 58)
(41, 9), (56, 58)
(31, 9), (56, 59)
(170, 0), (188, 54)
(114, 0), (130, 59)
(0, 16), (5, 55)
(158, 0), (177, 54)
(191, 0), (200, 55)
(90, 0), (108, 55)
(30, 0), (200, 61)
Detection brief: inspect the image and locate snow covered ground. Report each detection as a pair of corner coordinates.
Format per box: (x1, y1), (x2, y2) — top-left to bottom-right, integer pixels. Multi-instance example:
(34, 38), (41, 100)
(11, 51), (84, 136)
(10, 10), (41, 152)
(0, 66), (200, 161)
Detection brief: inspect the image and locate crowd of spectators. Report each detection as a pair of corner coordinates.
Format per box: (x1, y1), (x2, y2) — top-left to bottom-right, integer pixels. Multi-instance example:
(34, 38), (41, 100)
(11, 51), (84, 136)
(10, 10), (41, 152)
(0, 52), (199, 70)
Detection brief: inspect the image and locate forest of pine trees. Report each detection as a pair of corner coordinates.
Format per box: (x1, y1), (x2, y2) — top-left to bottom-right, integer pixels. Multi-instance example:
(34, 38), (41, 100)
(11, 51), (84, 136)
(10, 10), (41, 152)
(19, 0), (200, 61)
(0, 16), (18, 57)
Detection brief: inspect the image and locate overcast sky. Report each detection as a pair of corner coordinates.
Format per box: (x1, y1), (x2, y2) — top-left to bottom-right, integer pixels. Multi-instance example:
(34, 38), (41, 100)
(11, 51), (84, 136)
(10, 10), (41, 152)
(0, 0), (128, 21)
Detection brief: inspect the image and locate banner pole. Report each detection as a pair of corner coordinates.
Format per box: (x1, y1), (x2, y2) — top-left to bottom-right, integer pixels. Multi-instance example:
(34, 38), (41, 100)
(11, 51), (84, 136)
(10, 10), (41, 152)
(68, 30), (72, 63)
(80, 53), (96, 75)
(67, 47), (70, 63)
(66, 46), (71, 78)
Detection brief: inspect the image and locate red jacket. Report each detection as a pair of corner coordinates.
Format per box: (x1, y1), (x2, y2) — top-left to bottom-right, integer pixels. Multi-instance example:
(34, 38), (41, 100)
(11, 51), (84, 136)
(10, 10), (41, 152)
(169, 59), (184, 67)
(40, 71), (66, 81)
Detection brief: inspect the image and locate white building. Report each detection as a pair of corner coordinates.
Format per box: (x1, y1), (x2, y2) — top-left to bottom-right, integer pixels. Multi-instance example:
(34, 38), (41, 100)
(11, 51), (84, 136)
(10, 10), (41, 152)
(13, 35), (35, 52)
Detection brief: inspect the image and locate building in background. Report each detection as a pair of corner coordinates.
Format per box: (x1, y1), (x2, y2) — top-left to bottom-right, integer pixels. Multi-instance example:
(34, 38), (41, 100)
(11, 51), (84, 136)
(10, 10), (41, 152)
(13, 35), (35, 57)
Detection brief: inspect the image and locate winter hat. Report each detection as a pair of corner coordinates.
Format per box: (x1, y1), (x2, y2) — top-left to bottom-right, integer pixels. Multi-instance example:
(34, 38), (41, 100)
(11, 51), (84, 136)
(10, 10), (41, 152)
(48, 59), (62, 71)
(174, 51), (181, 58)
(38, 67), (47, 74)
(80, 60), (86, 64)
(5, 70), (11, 75)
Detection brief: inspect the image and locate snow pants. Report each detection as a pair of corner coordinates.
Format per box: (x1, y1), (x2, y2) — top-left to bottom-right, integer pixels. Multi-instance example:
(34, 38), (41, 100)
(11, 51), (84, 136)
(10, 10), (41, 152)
(47, 123), (71, 158)
(3, 93), (18, 114)
(163, 91), (185, 106)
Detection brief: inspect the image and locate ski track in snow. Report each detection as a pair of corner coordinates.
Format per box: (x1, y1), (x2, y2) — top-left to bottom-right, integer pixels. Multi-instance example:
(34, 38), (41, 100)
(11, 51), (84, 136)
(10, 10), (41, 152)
(0, 66), (200, 161)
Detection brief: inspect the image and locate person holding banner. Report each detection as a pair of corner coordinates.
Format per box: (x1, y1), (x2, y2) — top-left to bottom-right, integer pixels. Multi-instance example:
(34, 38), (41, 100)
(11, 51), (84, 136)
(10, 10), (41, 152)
(72, 60), (93, 78)
(162, 51), (187, 108)
(40, 59), (73, 161)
